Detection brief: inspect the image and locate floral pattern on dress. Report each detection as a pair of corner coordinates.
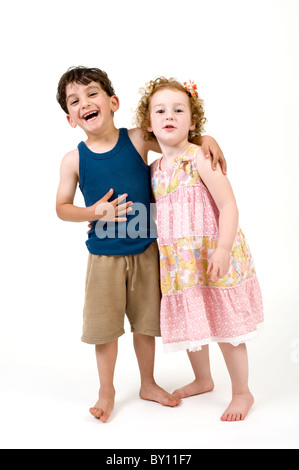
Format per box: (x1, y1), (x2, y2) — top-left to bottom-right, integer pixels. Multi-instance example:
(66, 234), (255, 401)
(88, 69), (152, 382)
(151, 144), (263, 353)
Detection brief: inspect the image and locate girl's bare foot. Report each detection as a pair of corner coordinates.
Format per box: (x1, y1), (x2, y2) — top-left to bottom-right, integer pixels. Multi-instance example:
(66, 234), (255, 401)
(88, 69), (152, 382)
(89, 386), (116, 423)
(221, 391), (254, 422)
(140, 382), (181, 407)
(173, 378), (215, 399)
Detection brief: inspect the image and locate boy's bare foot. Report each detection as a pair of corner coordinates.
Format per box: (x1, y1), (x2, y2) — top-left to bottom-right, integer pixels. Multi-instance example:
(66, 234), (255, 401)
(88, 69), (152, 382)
(173, 378), (215, 399)
(140, 382), (181, 407)
(221, 391), (254, 422)
(89, 386), (116, 423)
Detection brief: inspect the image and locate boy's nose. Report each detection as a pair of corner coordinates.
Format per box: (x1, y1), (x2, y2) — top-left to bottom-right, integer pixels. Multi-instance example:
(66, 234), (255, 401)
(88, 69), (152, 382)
(81, 98), (91, 109)
(82, 103), (91, 109)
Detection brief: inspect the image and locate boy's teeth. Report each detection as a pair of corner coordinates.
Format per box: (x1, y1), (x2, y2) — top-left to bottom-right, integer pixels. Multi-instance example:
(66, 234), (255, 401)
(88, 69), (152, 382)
(84, 112), (98, 120)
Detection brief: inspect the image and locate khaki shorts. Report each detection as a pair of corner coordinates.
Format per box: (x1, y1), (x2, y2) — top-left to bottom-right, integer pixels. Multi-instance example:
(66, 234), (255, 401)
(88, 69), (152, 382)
(81, 241), (161, 344)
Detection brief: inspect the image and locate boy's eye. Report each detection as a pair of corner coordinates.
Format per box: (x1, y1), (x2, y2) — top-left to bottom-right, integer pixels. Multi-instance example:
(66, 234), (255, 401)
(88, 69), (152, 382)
(71, 99), (79, 105)
(89, 92), (97, 97)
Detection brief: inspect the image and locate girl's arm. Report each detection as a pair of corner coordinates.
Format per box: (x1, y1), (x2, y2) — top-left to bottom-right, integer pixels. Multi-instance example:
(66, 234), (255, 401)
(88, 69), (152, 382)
(196, 148), (239, 282)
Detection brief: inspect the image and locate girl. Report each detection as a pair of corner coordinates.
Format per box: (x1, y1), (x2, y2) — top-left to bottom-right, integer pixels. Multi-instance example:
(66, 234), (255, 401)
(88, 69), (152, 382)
(135, 77), (263, 421)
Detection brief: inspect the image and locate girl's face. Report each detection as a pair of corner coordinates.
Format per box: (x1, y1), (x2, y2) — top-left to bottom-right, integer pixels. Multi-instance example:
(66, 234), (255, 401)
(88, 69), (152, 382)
(148, 87), (195, 147)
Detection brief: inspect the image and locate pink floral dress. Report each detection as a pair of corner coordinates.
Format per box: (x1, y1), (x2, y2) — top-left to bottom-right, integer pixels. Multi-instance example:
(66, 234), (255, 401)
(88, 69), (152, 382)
(151, 144), (263, 352)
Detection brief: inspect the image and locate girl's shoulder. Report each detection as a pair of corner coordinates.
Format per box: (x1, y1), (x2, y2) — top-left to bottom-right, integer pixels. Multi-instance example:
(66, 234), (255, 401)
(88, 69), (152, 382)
(185, 143), (205, 160)
(182, 143), (204, 168)
(150, 156), (162, 173)
(183, 143), (206, 174)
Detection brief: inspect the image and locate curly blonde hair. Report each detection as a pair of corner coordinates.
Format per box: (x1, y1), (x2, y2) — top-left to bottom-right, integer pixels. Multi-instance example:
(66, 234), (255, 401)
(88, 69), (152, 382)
(135, 77), (207, 141)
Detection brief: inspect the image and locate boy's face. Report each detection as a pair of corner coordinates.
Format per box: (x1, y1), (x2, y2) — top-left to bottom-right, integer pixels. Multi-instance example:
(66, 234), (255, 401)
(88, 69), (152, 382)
(65, 81), (119, 134)
(148, 88), (195, 146)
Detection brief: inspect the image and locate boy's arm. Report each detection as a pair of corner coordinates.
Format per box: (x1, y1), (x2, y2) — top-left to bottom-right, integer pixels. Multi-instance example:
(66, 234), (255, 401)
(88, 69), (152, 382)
(193, 135), (227, 175)
(129, 128), (227, 174)
(145, 134), (228, 174)
(56, 150), (94, 222)
(128, 128), (161, 165)
(56, 150), (132, 223)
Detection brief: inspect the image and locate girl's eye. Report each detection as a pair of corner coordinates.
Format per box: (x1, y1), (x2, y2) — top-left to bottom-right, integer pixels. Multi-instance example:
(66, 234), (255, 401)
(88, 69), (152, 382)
(156, 109), (165, 113)
(175, 109), (183, 113)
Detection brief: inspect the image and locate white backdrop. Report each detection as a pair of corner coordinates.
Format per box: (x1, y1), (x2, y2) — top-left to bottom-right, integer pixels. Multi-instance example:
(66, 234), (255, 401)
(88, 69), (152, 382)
(0, 0), (298, 449)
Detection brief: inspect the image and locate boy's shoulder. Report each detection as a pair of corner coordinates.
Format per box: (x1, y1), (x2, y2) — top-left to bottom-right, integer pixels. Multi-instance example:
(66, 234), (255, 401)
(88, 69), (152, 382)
(60, 147), (79, 174)
(63, 148), (79, 161)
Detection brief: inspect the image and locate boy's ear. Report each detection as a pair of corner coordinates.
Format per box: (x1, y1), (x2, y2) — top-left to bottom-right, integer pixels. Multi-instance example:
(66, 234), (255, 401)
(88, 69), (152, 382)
(111, 95), (120, 112)
(66, 114), (77, 129)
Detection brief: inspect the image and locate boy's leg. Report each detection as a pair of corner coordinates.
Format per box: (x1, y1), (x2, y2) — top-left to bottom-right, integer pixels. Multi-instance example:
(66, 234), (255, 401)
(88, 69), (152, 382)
(82, 253), (127, 422)
(173, 345), (214, 398)
(218, 342), (254, 421)
(133, 333), (180, 407)
(89, 340), (118, 422)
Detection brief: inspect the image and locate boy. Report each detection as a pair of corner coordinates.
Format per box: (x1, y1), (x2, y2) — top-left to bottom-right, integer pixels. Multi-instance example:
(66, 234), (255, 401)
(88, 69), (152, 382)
(56, 66), (226, 422)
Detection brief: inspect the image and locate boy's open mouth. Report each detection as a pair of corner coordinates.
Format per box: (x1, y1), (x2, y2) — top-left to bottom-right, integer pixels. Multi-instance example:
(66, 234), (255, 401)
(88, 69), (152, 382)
(83, 111), (99, 121)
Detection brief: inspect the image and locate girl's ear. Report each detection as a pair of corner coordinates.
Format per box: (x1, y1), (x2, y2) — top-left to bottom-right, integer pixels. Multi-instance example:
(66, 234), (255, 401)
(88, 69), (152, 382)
(190, 115), (196, 131)
(66, 114), (77, 129)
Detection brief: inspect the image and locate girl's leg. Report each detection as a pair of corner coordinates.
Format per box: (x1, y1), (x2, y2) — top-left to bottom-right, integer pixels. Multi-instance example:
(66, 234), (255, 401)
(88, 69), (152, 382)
(173, 345), (214, 398)
(218, 342), (254, 421)
(89, 339), (118, 422)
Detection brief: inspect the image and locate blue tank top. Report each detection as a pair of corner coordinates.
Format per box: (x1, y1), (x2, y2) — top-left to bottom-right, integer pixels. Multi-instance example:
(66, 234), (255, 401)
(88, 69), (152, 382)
(78, 128), (157, 255)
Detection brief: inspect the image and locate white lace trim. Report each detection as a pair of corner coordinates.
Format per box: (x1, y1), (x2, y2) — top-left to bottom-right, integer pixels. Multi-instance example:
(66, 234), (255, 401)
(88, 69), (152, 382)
(163, 323), (264, 353)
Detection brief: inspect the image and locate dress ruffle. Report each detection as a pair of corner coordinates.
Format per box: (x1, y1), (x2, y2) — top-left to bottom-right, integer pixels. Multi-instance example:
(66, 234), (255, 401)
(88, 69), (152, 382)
(163, 324), (264, 353)
(161, 276), (263, 352)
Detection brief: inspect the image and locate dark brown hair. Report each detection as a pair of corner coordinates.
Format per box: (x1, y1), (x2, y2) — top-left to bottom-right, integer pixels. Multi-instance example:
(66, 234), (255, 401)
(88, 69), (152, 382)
(57, 66), (116, 114)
